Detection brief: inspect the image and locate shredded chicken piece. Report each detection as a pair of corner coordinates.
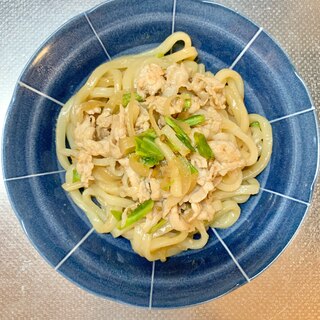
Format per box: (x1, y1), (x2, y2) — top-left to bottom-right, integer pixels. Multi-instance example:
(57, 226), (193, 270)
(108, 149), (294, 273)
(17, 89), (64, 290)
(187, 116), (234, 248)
(135, 105), (150, 133)
(143, 209), (162, 232)
(74, 115), (118, 157)
(148, 178), (162, 201)
(96, 127), (109, 140)
(138, 181), (150, 203)
(190, 153), (208, 169)
(95, 108), (113, 140)
(110, 105), (127, 141)
(189, 197), (220, 223)
(74, 115), (95, 145)
(193, 108), (222, 139)
(146, 96), (166, 113)
(197, 164), (214, 186)
(209, 140), (246, 176)
(187, 182), (215, 203)
(163, 63), (189, 96)
(188, 203), (202, 222)
(169, 97), (185, 114)
(168, 206), (191, 231)
(187, 73), (226, 109)
(96, 108), (112, 128)
(146, 95), (184, 115)
(188, 96), (201, 113)
(136, 64), (166, 98)
(80, 140), (110, 157)
(119, 159), (152, 202)
(76, 150), (94, 187)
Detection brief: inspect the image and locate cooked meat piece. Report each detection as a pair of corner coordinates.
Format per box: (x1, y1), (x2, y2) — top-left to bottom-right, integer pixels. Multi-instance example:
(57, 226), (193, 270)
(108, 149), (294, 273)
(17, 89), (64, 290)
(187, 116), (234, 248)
(76, 150), (94, 187)
(209, 140), (246, 176)
(136, 64), (166, 98)
(163, 63), (189, 96)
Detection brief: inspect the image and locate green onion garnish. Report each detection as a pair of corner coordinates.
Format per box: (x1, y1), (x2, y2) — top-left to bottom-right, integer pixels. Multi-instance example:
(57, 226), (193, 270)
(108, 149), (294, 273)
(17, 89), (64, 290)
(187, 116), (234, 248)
(164, 116), (196, 152)
(179, 156), (199, 174)
(122, 92), (144, 107)
(148, 218), (167, 234)
(194, 132), (214, 160)
(140, 156), (161, 167)
(111, 210), (122, 221)
(72, 169), (81, 183)
(119, 199), (154, 230)
(182, 114), (205, 127)
(250, 121), (260, 128)
(184, 98), (192, 110)
(135, 129), (164, 167)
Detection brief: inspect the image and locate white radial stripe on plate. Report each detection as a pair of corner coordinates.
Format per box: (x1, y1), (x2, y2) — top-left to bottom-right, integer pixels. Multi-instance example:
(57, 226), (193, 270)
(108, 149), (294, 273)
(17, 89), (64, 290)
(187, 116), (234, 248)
(148, 261), (156, 309)
(18, 81), (64, 107)
(211, 228), (251, 283)
(229, 27), (263, 70)
(84, 13), (112, 61)
(4, 169), (66, 182)
(311, 110), (320, 189)
(260, 187), (310, 206)
(171, 0), (177, 34)
(269, 107), (315, 123)
(54, 227), (95, 271)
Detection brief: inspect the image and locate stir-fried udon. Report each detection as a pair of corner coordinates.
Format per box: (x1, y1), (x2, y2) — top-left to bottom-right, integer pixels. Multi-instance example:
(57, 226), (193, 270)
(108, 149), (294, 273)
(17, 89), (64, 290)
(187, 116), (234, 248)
(56, 32), (272, 261)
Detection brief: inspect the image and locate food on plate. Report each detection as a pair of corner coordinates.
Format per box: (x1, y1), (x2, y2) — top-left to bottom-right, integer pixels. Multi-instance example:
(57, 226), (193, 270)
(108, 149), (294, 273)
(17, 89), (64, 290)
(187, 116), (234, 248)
(56, 32), (272, 261)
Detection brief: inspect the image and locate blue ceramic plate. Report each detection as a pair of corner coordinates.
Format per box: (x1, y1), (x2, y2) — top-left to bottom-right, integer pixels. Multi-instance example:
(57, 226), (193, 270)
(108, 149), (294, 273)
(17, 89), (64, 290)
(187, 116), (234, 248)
(2, 0), (319, 308)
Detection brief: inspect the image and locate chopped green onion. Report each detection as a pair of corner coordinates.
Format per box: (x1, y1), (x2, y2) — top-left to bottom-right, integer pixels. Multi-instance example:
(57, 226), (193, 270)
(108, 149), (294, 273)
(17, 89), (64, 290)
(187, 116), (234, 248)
(180, 93), (191, 110)
(122, 92), (144, 107)
(135, 130), (164, 167)
(140, 156), (161, 167)
(119, 199), (154, 230)
(164, 116), (196, 152)
(178, 156), (198, 174)
(161, 125), (190, 156)
(148, 218), (167, 234)
(138, 128), (157, 139)
(72, 169), (81, 183)
(111, 210), (122, 221)
(135, 137), (164, 161)
(182, 114), (206, 127)
(250, 121), (260, 128)
(186, 160), (198, 174)
(177, 134), (196, 152)
(184, 98), (192, 110)
(194, 132), (214, 160)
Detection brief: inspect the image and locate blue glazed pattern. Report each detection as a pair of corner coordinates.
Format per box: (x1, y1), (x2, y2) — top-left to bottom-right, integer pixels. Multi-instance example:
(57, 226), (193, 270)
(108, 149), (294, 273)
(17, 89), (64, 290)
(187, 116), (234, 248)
(87, 0), (174, 57)
(2, 0), (318, 308)
(232, 31), (314, 120)
(174, 0), (260, 71)
(152, 228), (248, 308)
(258, 112), (318, 202)
(19, 14), (108, 104)
(4, 172), (91, 267)
(215, 191), (308, 279)
(3, 87), (61, 178)
(58, 232), (154, 307)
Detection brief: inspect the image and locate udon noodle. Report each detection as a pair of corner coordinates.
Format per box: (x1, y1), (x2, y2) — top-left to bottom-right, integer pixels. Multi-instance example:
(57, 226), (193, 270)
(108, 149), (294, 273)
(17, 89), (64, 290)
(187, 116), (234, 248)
(56, 32), (272, 261)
